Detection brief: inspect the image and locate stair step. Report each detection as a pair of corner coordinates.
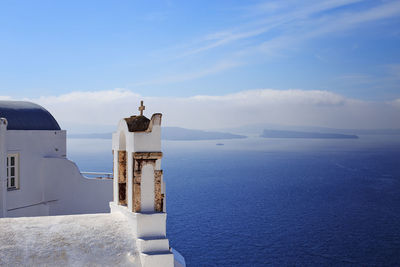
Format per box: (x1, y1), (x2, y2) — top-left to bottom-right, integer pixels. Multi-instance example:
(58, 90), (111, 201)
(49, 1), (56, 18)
(136, 238), (169, 253)
(140, 251), (174, 267)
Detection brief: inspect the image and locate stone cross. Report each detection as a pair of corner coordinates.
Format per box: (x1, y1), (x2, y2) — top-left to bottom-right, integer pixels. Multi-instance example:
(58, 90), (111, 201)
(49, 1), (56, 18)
(138, 101), (145, 116)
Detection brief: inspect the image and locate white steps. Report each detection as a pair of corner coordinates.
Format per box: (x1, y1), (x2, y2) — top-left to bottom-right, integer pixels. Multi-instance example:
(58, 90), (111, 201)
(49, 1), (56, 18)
(140, 251), (174, 267)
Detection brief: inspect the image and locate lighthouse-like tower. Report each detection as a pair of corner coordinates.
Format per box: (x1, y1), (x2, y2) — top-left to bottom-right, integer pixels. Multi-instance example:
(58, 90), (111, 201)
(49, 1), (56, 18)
(110, 101), (174, 267)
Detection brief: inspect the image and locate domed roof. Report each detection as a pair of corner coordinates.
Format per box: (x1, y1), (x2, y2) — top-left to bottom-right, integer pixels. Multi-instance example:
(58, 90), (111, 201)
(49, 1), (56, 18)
(0, 100), (61, 130)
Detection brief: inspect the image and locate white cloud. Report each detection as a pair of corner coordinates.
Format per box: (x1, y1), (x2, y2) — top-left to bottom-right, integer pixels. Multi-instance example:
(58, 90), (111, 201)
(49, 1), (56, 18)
(131, 60), (241, 87)
(190, 89), (346, 106)
(181, 0), (400, 60)
(391, 98), (400, 108)
(386, 64), (400, 81)
(130, 1), (400, 86)
(10, 88), (398, 132)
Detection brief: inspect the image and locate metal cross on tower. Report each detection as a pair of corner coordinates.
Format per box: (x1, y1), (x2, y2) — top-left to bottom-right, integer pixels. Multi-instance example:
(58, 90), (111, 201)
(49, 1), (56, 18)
(138, 100), (145, 116)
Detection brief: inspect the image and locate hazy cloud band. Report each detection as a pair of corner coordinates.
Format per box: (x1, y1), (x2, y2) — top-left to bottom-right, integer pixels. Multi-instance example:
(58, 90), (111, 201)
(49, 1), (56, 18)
(1, 88), (395, 132)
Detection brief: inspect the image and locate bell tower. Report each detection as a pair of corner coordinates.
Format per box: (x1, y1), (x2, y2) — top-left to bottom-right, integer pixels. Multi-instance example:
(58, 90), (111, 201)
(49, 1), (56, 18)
(112, 101), (164, 213)
(110, 101), (173, 266)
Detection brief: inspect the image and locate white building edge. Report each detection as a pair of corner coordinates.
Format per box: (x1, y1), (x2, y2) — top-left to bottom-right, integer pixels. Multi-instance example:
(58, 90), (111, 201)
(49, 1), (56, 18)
(0, 100), (185, 267)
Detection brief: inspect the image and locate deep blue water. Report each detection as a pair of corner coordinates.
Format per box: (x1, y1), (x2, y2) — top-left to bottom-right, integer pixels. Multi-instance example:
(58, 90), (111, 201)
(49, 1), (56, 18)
(68, 136), (400, 266)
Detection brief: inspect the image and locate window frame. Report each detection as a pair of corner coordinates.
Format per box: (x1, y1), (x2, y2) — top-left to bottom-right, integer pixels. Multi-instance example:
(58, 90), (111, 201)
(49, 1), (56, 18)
(7, 153), (19, 190)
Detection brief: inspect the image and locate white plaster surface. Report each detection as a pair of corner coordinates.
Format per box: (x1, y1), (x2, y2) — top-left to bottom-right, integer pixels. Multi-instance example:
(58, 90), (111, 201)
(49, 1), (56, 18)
(0, 120), (7, 217)
(113, 150), (119, 203)
(133, 125), (161, 152)
(112, 118), (161, 153)
(0, 129), (113, 218)
(2, 130), (66, 217)
(110, 203), (167, 238)
(141, 164), (155, 212)
(42, 157), (112, 216)
(0, 213), (140, 266)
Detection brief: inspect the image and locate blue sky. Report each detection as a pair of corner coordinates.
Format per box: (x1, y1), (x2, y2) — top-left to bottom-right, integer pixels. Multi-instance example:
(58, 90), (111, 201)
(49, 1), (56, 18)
(1, 0), (400, 130)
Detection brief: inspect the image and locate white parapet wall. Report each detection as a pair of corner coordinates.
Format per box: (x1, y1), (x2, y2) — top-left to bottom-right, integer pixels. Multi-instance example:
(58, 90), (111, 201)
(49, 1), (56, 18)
(6, 155), (113, 217)
(41, 157), (112, 216)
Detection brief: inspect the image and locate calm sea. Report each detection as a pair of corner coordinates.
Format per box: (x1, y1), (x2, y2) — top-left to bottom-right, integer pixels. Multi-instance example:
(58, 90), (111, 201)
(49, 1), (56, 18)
(68, 135), (400, 266)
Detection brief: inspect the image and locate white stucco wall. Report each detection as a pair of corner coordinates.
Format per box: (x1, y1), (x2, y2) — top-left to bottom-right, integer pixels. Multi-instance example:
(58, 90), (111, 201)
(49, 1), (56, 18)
(133, 125), (161, 152)
(110, 203), (167, 238)
(113, 150), (119, 203)
(0, 120), (7, 217)
(141, 164), (155, 212)
(4, 130), (66, 217)
(42, 157), (112, 216)
(112, 120), (161, 153)
(1, 130), (113, 217)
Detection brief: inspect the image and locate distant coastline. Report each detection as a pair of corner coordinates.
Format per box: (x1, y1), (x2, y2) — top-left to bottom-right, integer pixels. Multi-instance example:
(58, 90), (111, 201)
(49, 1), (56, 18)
(261, 129), (359, 139)
(68, 127), (247, 141)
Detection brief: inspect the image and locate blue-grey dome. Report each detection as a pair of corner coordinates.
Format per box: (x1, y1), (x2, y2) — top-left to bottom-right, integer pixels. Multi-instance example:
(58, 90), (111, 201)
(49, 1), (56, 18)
(0, 101), (61, 130)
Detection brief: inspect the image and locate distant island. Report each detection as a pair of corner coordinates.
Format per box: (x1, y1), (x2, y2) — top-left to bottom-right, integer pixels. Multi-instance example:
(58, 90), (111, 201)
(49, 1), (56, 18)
(222, 123), (400, 136)
(68, 127), (247, 141)
(261, 129), (359, 139)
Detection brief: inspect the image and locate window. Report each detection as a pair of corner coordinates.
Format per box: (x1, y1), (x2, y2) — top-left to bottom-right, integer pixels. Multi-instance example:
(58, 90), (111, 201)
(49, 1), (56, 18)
(7, 153), (19, 190)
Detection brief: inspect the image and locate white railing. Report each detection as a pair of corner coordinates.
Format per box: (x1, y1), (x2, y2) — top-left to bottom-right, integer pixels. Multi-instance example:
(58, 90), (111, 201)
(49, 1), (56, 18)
(81, 172), (113, 180)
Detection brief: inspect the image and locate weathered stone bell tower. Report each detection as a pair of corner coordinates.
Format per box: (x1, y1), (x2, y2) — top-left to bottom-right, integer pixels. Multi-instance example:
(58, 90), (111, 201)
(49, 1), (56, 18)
(112, 101), (165, 213)
(110, 101), (173, 267)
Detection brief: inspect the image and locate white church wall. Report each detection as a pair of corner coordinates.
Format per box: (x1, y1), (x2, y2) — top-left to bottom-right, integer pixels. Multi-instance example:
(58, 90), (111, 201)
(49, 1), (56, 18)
(113, 119), (134, 152)
(0, 119), (7, 218)
(113, 118), (162, 153)
(133, 125), (161, 152)
(4, 130), (66, 217)
(7, 202), (49, 217)
(112, 149), (119, 203)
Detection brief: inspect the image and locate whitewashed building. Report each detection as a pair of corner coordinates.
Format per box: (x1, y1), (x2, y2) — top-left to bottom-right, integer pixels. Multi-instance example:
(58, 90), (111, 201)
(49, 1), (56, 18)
(0, 100), (112, 218)
(0, 101), (185, 267)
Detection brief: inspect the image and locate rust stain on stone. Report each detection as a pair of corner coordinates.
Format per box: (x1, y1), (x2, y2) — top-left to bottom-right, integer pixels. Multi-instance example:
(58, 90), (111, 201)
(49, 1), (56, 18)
(132, 164), (141, 212)
(118, 151), (126, 183)
(154, 170), (163, 212)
